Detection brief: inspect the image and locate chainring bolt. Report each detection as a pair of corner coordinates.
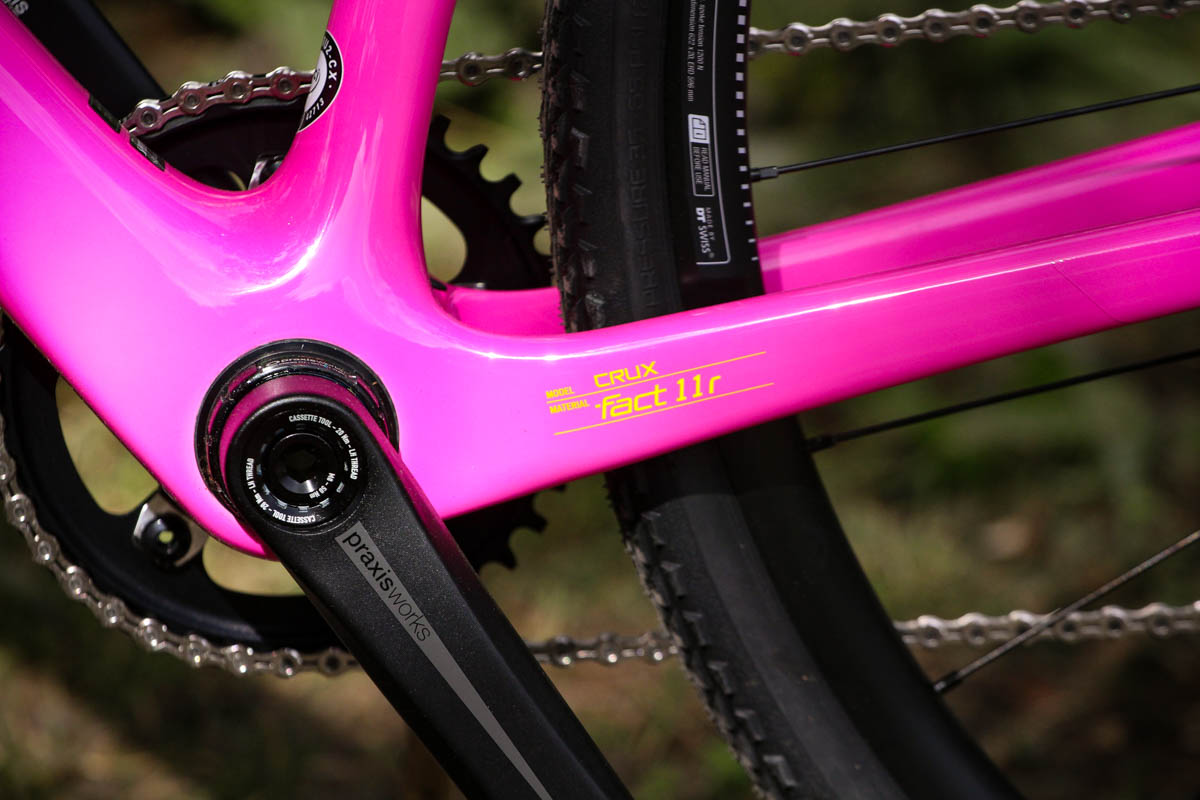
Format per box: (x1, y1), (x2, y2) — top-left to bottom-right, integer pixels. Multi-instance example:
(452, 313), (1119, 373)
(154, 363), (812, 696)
(134, 513), (191, 565)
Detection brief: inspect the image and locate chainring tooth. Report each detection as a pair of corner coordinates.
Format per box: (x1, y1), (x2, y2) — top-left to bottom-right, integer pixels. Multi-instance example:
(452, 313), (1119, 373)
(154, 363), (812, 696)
(424, 114), (551, 289)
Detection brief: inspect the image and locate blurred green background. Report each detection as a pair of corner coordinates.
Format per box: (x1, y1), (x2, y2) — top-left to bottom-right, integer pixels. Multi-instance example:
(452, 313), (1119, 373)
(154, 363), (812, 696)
(4, 0), (1200, 797)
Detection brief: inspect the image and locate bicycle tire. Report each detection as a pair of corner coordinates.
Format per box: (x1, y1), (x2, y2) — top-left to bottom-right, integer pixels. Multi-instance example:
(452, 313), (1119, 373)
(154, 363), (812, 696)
(541, 1), (1019, 796)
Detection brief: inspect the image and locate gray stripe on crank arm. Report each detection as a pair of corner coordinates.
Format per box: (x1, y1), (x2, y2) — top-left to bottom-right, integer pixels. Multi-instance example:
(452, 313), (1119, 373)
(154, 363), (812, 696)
(338, 522), (552, 800)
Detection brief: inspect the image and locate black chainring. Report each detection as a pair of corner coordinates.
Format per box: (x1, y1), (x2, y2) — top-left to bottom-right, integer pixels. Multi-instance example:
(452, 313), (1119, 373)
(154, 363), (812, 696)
(0, 102), (550, 653)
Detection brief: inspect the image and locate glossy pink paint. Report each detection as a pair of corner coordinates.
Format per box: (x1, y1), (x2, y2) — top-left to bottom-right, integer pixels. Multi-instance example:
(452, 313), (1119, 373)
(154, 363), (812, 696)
(2, 4), (1199, 557)
(757, 120), (1200, 294)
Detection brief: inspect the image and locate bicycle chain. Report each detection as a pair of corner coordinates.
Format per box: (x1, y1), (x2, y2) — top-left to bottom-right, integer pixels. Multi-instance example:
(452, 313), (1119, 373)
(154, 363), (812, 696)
(750, 0), (1200, 56)
(118, 52), (548, 134)
(438, 0), (1200, 86)
(33, 0), (1199, 676)
(125, 68), (313, 137)
(897, 602), (1200, 647)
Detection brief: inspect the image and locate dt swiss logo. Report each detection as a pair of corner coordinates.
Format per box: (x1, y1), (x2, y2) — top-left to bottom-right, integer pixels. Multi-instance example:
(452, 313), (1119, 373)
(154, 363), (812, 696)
(299, 31), (342, 131)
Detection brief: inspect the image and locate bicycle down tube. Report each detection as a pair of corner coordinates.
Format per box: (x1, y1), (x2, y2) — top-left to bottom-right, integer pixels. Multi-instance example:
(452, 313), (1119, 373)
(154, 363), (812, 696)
(2, 0), (1200, 558)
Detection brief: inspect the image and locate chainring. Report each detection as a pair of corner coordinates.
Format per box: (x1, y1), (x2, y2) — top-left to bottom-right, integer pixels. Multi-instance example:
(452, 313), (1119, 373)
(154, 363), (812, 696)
(0, 99), (550, 655)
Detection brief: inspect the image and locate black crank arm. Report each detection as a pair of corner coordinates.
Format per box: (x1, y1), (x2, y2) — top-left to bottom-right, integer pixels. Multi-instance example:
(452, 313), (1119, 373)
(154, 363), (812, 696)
(16, 0), (164, 116)
(216, 376), (629, 800)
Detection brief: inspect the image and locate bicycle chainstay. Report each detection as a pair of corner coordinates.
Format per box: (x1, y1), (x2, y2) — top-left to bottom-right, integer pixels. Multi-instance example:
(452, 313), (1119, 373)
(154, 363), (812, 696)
(8, 0), (1200, 678)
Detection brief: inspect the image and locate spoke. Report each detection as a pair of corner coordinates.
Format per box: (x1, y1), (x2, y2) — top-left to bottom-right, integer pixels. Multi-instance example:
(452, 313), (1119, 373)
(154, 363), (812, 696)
(752, 82), (1200, 181)
(934, 528), (1200, 693)
(805, 347), (1200, 453)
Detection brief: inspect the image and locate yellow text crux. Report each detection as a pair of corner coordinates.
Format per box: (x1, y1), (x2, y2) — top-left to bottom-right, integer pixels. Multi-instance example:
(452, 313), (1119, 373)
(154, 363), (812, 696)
(593, 362), (658, 388)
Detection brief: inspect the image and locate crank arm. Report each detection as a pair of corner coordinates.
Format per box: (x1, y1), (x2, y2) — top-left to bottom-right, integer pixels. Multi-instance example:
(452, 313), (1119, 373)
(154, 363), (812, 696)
(212, 374), (629, 800)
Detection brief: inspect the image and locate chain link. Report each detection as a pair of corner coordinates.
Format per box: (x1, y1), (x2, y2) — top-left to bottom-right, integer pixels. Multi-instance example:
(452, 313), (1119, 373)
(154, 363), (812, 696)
(440, 48), (544, 86)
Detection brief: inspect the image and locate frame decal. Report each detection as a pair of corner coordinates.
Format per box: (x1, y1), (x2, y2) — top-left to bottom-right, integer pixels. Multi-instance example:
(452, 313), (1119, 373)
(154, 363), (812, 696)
(299, 31), (342, 130)
(546, 351), (772, 435)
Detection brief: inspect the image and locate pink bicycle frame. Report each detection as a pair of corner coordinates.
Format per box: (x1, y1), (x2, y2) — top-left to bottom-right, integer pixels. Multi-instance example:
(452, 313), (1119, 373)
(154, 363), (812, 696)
(2, 1), (1199, 556)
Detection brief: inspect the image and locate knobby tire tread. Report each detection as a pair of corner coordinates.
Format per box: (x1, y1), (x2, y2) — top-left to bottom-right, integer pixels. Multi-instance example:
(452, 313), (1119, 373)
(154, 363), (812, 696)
(542, 3), (857, 796)
(542, 1), (1019, 798)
